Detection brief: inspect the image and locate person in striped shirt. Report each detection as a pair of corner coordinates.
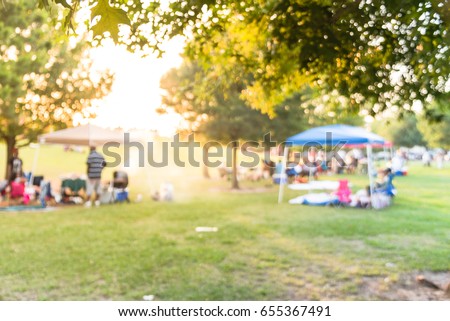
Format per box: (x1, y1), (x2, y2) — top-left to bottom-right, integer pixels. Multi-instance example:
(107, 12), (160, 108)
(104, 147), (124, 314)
(85, 146), (106, 207)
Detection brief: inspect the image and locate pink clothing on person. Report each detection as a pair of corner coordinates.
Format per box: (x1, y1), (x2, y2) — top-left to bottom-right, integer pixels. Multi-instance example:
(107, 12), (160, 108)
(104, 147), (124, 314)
(10, 181), (25, 198)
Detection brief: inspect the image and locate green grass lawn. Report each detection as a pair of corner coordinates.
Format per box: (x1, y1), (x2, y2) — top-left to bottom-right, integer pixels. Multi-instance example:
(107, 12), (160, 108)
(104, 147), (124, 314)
(0, 145), (449, 300)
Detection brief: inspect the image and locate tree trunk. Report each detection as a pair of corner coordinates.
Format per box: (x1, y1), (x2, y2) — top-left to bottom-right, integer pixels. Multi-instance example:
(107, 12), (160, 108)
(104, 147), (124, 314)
(4, 136), (16, 180)
(231, 141), (239, 190)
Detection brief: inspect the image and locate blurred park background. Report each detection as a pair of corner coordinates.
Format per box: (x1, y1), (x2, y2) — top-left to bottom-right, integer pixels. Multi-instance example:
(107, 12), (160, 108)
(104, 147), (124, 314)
(1, 0), (449, 300)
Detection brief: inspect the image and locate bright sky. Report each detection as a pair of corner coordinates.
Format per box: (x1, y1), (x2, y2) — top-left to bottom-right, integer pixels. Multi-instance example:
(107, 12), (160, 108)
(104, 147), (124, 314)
(80, 38), (185, 137)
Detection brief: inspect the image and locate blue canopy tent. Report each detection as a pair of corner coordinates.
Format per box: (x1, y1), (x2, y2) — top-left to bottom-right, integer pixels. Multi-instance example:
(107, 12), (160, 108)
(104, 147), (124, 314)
(286, 124), (385, 146)
(278, 124), (386, 204)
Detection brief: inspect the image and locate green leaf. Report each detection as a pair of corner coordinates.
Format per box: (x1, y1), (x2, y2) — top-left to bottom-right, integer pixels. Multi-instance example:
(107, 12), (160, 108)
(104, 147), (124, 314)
(91, 0), (130, 42)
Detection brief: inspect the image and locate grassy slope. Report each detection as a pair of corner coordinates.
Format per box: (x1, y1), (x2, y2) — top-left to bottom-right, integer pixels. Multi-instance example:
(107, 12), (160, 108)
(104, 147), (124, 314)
(0, 145), (449, 300)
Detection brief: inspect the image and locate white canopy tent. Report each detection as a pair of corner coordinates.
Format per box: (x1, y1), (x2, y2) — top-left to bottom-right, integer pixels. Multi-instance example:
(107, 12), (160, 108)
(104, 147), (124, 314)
(29, 124), (124, 185)
(278, 124), (386, 205)
(39, 124), (124, 146)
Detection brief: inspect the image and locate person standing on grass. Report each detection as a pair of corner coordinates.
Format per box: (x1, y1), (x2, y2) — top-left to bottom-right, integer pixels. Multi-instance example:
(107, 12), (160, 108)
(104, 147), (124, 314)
(85, 146), (106, 207)
(422, 150), (431, 167)
(8, 147), (24, 182)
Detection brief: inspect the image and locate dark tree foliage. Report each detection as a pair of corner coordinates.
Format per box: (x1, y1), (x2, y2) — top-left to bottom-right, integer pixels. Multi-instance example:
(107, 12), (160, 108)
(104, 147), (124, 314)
(0, 0), (113, 178)
(33, 0), (449, 118)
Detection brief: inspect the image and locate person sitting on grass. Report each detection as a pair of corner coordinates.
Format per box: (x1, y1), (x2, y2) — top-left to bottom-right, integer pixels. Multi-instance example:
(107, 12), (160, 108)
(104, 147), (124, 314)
(374, 168), (392, 191)
(7, 175), (28, 205)
(85, 146), (106, 207)
(374, 168), (396, 197)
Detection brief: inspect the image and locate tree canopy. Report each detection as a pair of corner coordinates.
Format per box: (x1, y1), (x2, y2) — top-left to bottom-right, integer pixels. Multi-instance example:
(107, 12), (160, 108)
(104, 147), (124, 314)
(417, 109), (450, 148)
(159, 61), (361, 143)
(33, 0), (450, 119)
(159, 58), (363, 187)
(159, 60), (294, 189)
(1, 0), (113, 178)
(371, 115), (426, 147)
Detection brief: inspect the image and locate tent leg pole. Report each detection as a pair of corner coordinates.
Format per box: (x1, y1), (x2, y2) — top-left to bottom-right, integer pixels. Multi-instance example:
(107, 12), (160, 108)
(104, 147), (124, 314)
(277, 146), (289, 204)
(367, 144), (375, 209)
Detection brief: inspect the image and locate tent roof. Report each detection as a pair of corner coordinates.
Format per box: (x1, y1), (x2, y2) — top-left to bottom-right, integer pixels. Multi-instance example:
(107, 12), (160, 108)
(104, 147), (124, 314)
(286, 124), (385, 146)
(345, 141), (393, 149)
(39, 124), (124, 146)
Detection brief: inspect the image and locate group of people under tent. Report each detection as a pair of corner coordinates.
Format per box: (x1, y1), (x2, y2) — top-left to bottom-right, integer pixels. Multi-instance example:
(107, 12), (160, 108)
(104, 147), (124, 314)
(0, 146), (127, 208)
